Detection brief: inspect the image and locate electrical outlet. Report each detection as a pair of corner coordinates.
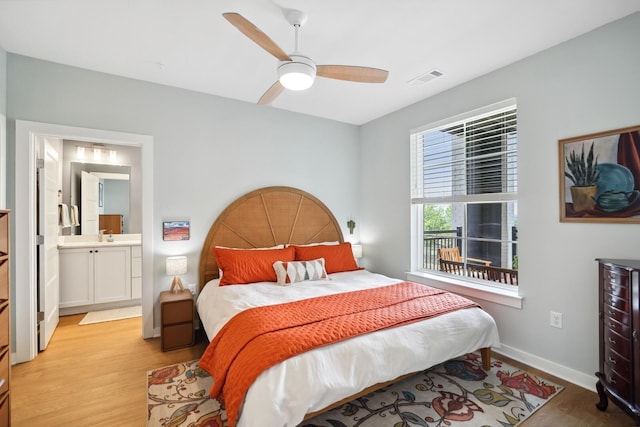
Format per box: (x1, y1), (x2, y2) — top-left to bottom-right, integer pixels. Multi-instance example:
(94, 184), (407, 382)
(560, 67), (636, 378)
(187, 283), (197, 295)
(550, 311), (563, 328)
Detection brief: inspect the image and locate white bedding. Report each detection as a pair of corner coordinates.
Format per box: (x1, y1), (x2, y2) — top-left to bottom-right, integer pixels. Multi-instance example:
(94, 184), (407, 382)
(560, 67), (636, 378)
(196, 270), (500, 427)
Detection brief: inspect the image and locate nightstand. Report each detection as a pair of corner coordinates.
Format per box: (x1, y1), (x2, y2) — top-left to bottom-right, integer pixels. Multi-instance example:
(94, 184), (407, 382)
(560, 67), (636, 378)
(160, 290), (195, 351)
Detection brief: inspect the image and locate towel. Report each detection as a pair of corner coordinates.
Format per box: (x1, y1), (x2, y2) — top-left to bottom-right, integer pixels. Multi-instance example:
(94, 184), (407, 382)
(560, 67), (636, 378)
(71, 205), (80, 226)
(59, 204), (71, 227)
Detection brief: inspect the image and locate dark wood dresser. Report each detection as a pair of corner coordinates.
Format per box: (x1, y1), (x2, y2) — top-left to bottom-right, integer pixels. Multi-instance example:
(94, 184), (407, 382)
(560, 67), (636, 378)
(596, 258), (640, 424)
(0, 211), (10, 426)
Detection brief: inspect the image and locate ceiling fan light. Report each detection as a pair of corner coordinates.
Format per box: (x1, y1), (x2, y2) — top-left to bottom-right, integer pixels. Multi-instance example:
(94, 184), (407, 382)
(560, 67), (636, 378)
(278, 58), (316, 91)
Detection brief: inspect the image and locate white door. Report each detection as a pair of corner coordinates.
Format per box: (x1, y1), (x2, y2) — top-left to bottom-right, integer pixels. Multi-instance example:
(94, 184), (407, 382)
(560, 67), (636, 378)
(38, 136), (60, 350)
(81, 171), (100, 235)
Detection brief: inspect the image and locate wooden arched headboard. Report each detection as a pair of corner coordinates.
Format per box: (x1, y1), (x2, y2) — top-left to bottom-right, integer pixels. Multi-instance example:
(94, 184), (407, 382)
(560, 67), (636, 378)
(198, 186), (344, 289)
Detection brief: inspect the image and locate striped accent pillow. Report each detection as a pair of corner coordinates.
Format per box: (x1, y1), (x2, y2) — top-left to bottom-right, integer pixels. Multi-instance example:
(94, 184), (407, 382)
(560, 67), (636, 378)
(273, 258), (328, 285)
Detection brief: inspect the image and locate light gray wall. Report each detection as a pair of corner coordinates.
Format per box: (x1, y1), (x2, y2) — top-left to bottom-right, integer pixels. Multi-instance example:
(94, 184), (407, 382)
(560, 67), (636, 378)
(361, 13), (640, 381)
(6, 55), (361, 328)
(0, 46), (6, 114)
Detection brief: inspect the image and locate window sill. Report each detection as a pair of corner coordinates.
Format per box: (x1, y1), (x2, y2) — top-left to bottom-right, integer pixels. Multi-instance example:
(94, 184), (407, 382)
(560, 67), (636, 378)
(406, 271), (523, 309)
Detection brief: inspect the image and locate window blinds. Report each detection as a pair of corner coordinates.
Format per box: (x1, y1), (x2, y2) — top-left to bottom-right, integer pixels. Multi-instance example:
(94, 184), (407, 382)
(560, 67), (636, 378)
(411, 104), (517, 204)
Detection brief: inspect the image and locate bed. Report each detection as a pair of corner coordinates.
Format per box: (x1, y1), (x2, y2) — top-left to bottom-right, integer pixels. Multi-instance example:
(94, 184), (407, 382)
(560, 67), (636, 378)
(196, 186), (500, 427)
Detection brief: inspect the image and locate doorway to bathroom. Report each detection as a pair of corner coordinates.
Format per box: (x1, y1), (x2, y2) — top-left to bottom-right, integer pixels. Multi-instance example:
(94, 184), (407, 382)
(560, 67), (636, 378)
(14, 120), (154, 364)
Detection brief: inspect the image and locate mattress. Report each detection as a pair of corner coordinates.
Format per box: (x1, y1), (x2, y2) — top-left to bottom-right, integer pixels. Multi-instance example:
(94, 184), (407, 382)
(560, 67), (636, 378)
(196, 269), (500, 427)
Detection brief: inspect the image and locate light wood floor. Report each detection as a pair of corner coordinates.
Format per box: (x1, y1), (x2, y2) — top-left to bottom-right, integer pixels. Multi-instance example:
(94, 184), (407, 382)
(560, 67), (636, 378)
(10, 314), (637, 426)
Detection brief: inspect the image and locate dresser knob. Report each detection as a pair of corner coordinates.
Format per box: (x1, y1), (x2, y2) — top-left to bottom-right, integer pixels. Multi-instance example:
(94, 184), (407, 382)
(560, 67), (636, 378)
(609, 376), (617, 385)
(608, 356), (617, 365)
(608, 337), (617, 345)
(634, 330), (638, 341)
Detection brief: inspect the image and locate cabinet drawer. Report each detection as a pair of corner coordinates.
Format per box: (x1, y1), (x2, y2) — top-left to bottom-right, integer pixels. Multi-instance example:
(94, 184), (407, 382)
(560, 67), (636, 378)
(604, 266), (630, 289)
(131, 259), (142, 278)
(0, 349), (8, 396)
(604, 293), (630, 312)
(604, 362), (631, 401)
(162, 322), (194, 351)
(0, 259), (7, 301)
(603, 304), (630, 325)
(604, 314), (630, 339)
(604, 328), (631, 359)
(162, 300), (193, 324)
(132, 245), (141, 258)
(0, 305), (8, 348)
(0, 392), (8, 427)
(603, 280), (629, 300)
(604, 347), (631, 378)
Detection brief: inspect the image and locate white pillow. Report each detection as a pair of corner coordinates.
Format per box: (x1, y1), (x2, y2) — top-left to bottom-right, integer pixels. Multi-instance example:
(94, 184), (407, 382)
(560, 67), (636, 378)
(273, 258), (328, 285)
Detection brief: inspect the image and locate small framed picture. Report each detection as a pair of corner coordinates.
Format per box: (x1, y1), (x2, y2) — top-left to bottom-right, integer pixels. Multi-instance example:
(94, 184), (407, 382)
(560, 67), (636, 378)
(163, 220), (190, 241)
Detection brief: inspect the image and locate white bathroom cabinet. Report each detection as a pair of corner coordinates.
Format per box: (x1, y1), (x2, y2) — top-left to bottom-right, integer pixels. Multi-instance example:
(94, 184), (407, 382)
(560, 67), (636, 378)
(59, 245), (132, 307)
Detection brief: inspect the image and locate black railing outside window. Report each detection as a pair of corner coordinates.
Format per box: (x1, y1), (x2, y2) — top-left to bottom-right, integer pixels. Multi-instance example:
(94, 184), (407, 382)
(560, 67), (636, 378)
(423, 227), (462, 270)
(423, 226), (519, 286)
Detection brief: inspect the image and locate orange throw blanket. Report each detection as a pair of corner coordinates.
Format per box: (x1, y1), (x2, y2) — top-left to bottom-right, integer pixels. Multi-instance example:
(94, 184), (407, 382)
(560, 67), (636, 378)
(198, 281), (480, 427)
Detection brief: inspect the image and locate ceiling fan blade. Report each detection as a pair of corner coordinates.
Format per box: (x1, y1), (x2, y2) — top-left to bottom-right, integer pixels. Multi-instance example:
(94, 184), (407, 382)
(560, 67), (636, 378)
(316, 65), (389, 83)
(223, 13), (291, 61)
(258, 81), (285, 105)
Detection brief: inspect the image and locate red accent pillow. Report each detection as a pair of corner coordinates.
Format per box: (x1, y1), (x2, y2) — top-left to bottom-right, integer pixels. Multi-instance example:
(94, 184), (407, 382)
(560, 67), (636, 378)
(214, 246), (295, 286)
(293, 242), (362, 274)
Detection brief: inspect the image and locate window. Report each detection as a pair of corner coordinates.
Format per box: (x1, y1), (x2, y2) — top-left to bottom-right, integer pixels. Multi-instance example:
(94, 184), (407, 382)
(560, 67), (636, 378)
(410, 100), (518, 288)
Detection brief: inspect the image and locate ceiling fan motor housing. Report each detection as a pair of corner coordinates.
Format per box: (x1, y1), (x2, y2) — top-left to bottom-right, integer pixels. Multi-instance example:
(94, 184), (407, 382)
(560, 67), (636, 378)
(278, 55), (316, 91)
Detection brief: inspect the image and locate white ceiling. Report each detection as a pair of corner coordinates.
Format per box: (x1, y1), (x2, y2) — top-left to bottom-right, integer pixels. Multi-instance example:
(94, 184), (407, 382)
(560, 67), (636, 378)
(1, 1), (639, 125)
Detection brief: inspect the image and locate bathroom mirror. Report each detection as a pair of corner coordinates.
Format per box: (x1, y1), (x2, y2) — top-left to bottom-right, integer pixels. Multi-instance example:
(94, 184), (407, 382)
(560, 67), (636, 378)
(69, 162), (131, 235)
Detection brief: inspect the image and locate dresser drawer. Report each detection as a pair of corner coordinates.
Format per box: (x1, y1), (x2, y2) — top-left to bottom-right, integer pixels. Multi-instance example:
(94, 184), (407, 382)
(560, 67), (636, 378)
(604, 347), (631, 378)
(0, 392), (8, 427)
(0, 305), (7, 348)
(604, 328), (631, 359)
(161, 299), (193, 324)
(604, 314), (631, 339)
(603, 266), (630, 289)
(603, 304), (630, 326)
(604, 362), (631, 401)
(0, 348), (8, 396)
(0, 259), (7, 301)
(604, 280), (630, 300)
(604, 292), (630, 313)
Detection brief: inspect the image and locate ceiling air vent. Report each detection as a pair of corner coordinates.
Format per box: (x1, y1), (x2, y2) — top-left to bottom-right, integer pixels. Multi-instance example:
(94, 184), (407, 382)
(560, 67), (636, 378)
(408, 69), (444, 86)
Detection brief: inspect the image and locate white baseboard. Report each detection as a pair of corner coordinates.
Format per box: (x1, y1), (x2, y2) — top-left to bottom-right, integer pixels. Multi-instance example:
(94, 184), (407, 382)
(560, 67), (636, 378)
(495, 344), (597, 392)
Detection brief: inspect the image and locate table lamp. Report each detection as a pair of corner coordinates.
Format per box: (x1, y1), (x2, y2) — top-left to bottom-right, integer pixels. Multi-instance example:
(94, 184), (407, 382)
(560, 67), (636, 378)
(166, 256), (187, 293)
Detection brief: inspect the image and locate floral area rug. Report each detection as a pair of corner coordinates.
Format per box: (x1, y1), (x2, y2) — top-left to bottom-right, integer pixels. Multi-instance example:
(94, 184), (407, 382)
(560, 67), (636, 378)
(147, 352), (563, 427)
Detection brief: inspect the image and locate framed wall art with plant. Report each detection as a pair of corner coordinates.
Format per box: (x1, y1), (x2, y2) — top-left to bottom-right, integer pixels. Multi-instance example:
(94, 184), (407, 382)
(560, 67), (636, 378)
(559, 125), (640, 223)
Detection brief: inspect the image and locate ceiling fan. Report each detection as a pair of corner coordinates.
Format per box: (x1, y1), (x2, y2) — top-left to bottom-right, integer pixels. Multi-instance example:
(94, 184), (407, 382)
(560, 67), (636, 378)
(223, 10), (389, 105)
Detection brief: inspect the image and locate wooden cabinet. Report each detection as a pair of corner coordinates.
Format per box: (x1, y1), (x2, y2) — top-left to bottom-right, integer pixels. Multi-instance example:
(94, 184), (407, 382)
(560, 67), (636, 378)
(99, 214), (123, 234)
(160, 290), (194, 351)
(596, 258), (640, 424)
(0, 211), (11, 426)
(60, 246), (131, 308)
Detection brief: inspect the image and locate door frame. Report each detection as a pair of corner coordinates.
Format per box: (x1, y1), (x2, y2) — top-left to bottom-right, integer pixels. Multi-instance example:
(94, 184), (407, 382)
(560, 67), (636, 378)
(0, 113), (6, 208)
(14, 120), (154, 363)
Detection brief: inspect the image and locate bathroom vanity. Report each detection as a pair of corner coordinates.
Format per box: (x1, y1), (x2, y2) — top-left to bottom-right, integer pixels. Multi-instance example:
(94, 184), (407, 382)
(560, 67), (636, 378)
(58, 234), (141, 315)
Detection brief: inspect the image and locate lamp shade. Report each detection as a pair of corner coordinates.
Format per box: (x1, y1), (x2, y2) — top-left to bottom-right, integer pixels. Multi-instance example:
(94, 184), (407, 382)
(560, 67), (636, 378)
(351, 244), (363, 259)
(166, 256), (187, 276)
